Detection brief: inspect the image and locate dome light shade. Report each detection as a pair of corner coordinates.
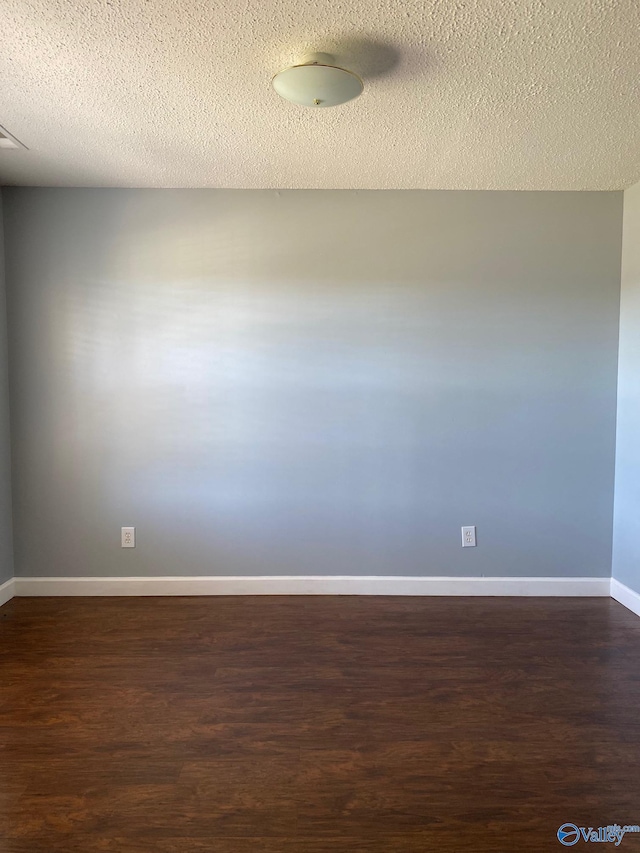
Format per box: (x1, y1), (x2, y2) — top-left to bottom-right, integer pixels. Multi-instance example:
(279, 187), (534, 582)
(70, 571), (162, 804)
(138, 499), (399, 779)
(273, 54), (363, 108)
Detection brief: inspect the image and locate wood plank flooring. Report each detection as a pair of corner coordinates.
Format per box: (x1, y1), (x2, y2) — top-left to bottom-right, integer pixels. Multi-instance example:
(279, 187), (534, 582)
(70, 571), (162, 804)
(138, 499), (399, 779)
(1, 595), (639, 852)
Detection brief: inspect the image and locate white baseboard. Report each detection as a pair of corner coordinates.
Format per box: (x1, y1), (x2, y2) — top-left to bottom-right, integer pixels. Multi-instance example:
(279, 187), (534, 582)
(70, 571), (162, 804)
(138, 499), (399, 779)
(12, 575), (611, 597)
(0, 577), (15, 607)
(610, 578), (640, 618)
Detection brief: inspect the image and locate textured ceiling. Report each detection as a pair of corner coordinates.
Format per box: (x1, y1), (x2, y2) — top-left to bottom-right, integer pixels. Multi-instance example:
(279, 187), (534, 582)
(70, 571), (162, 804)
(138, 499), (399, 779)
(1, 0), (640, 189)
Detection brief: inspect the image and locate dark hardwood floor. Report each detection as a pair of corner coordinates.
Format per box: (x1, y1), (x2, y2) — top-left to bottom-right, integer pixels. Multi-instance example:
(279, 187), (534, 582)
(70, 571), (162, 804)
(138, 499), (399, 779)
(1, 595), (639, 852)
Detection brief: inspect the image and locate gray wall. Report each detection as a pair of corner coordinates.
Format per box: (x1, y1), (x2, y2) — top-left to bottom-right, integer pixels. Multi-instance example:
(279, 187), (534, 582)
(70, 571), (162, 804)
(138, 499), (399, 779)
(0, 191), (14, 584)
(613, 181), (640, 595)
(3, 189), (622, 579)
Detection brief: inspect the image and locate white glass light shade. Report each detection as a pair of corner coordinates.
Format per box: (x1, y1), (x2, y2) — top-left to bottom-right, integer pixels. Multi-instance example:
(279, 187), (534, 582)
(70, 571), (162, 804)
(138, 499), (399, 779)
(272, 62), (363, 108)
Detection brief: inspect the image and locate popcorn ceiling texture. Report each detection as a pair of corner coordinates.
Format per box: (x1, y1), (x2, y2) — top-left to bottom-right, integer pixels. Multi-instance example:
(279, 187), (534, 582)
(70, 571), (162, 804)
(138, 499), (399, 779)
(1, 0), (639, 189)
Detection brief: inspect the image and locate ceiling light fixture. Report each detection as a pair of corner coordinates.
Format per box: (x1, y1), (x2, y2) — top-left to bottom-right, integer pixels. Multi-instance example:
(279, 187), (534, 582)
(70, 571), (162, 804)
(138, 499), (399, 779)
(272, 53), (363, 108)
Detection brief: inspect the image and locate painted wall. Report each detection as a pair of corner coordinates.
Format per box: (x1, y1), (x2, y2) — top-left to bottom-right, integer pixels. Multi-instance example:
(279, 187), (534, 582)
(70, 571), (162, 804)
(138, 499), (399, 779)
(3, 189), (622, 579)
(0, 191), (14, 584)
(613, 181), (640, 595)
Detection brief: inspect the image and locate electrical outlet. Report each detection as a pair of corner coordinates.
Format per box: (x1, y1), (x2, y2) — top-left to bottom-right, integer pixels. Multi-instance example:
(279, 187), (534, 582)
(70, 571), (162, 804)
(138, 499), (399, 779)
(461, 526), (476, 548)
(121, 527), (135, 548)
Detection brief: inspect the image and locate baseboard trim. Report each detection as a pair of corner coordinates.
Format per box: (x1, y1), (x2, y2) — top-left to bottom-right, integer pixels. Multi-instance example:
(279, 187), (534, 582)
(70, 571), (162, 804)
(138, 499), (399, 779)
(610, 578), (640, 618)
(0, 577), (15, 607)
(12, 575), (611, 597)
